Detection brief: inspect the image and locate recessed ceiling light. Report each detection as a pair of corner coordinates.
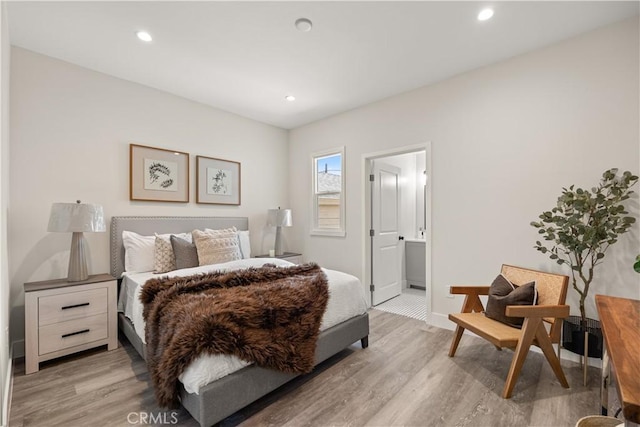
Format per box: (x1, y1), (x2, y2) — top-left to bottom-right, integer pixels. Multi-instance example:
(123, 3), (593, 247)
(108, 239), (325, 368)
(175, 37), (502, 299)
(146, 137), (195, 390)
(477, 8), (494, 21)
(285, 95), (296, 102)
(136, 31), (153, 42)
(295, 18), (312, 32)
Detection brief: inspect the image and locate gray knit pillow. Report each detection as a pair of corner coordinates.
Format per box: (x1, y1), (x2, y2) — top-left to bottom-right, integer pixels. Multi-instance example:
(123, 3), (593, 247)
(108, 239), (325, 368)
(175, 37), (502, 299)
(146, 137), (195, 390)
(170, 235), (199, 270)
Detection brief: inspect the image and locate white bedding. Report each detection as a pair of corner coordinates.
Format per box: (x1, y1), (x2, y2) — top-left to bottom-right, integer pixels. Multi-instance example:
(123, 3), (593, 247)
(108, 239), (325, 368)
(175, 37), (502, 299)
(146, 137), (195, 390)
(117, 258), (368, 394)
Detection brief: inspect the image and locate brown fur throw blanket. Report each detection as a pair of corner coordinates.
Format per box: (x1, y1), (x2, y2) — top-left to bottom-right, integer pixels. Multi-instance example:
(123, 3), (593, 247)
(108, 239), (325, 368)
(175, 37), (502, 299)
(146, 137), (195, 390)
(140, 263), (329, 408)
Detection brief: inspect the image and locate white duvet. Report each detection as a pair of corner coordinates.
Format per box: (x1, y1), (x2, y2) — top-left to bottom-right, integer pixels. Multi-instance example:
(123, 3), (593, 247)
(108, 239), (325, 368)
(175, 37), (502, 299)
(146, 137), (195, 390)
(117, 258), (368, 394)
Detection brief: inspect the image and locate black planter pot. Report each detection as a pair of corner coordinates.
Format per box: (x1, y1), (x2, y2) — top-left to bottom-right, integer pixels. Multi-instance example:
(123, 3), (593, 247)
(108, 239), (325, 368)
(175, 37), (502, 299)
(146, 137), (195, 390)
(562, 315), (603, 358)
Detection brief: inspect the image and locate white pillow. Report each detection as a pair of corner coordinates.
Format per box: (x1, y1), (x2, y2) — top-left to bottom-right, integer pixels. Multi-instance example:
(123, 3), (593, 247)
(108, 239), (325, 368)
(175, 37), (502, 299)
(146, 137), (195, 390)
(237, 230), (251, 259)
(122, 231), (155, 273)
(123, 230), (191, 273)
(194, 228), (241, 266)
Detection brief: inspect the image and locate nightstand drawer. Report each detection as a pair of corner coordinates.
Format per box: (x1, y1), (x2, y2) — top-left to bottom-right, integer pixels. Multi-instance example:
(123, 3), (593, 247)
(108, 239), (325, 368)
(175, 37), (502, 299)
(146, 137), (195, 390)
(38, 313), (108, 355)
(38, 288), (107, 326)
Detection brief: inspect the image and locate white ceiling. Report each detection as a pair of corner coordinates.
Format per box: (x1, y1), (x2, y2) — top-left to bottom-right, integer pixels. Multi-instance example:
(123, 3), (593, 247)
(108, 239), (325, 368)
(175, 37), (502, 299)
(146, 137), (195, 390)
(7, 1), (639, 129)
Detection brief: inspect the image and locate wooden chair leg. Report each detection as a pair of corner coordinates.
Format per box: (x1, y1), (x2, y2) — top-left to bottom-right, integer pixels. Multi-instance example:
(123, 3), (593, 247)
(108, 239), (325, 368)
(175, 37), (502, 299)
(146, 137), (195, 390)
(502, 317), (539, 398)
(449, 293), (484, 358)
(535, 323), (569, 388)
(448, 325), (465, 357)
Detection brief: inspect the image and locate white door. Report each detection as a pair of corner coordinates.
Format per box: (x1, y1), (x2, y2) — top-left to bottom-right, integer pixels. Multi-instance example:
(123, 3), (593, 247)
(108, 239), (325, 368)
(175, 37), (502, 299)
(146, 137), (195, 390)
(371, 161), (402, 305)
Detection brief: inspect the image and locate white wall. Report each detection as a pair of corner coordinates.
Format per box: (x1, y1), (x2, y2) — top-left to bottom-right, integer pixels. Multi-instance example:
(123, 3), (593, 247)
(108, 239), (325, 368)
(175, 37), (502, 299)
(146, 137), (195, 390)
(9, 47), (290, 350)
(0, 3), (10, 424)
(289, 19), (640, 325)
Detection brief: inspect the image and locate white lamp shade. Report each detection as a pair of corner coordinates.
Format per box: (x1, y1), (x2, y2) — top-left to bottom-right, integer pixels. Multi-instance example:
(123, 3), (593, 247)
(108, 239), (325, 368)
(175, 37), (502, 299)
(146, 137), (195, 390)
(48, 202), (106, 233)
(267, 209), (293, 227)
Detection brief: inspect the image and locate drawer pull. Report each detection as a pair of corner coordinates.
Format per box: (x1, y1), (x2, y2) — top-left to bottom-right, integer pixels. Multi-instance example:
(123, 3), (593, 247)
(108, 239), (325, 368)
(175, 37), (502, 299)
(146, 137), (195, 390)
(61, 302), (90, 310)
(61, 329), (90, 338)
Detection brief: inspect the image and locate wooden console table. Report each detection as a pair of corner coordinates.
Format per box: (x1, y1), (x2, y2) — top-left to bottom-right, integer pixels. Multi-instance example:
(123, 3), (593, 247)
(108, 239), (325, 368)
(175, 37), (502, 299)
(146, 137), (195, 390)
(596, 294), (640, 425)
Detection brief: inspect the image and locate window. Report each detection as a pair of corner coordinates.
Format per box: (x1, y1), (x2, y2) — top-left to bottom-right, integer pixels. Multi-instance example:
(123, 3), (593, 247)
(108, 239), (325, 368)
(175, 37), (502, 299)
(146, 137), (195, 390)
(312, 147), (345, 236)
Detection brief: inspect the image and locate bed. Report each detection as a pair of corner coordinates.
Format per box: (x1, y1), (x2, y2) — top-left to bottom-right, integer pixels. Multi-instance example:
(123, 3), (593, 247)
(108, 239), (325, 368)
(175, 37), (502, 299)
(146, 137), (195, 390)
(110, 216), (369, 426)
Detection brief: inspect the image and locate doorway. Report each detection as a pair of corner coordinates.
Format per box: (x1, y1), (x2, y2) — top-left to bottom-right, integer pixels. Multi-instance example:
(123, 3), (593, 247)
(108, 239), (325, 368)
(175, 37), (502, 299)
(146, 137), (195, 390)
(370, 160), (402, 305)
(363, 144), (431, 321)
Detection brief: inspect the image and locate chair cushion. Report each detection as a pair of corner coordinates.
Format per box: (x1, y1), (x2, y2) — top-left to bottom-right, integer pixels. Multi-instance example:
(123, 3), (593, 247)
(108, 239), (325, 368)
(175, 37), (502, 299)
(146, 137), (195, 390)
(485, 274), (536, 328)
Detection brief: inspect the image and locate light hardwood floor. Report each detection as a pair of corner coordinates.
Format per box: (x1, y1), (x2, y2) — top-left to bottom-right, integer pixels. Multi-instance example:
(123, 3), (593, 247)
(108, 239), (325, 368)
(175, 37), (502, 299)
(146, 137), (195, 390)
(10, 310), (602, 427)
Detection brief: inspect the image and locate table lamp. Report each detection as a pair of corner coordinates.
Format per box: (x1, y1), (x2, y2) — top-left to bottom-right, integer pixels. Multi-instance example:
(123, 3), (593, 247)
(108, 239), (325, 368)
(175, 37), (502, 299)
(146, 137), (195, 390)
(267, 208), (292, 256)
(48, 200), (106, 281)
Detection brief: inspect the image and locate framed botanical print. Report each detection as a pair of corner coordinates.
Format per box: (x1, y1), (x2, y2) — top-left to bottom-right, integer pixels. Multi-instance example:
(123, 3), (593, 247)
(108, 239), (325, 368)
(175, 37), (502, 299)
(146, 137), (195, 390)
(129, 143), (189, 202)
(196, 155), (241, 205)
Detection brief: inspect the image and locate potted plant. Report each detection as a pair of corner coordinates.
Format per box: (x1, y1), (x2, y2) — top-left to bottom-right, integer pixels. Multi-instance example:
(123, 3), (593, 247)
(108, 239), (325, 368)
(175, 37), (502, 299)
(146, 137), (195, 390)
(531, 168), (638, 360)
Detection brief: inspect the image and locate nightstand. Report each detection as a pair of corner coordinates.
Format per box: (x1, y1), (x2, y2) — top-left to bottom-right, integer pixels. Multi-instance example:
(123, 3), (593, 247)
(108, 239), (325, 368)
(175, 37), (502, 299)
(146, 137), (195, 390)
(255, 252), (303, 265)
(24, 274), (118, 374)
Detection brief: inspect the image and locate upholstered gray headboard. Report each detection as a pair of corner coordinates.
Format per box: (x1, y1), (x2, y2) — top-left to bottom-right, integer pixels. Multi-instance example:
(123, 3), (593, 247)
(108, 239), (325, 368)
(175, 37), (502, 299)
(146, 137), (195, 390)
(110, 216), (249, 278)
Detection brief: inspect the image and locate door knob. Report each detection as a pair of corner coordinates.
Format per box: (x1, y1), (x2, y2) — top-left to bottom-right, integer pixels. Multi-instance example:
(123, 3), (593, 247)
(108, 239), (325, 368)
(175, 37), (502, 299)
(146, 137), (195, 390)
(398, 236), (404, 240)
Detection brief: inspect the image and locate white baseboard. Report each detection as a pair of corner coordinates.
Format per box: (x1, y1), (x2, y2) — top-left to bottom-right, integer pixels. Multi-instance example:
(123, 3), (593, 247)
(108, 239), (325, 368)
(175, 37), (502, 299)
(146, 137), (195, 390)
(2, 343), (13, 427)
(426, 311), (456, 331)
(427, 311), (601, 368)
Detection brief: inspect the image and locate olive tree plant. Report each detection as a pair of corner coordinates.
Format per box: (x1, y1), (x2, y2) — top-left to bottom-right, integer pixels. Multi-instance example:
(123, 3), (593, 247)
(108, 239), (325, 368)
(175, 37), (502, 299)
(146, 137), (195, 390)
(531, 169), (638, 323)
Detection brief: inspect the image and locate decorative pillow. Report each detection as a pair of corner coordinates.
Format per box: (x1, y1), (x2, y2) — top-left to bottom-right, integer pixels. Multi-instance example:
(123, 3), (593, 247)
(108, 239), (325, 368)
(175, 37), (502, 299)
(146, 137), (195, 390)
(170, 235), (199, 270)
(193, 228), (241, 266)
(205, 228), (251, 259)
(485, 274), (537, 328)
(122, 230), (155, 273)
(154, 235), (175, 273)
(154, 232), (191, 273)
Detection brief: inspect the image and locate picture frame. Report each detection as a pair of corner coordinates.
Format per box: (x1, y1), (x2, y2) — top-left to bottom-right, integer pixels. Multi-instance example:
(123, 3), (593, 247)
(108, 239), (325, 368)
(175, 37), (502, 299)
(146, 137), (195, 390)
(196, 155), (241, 205)
(129, 143), (189, 202)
